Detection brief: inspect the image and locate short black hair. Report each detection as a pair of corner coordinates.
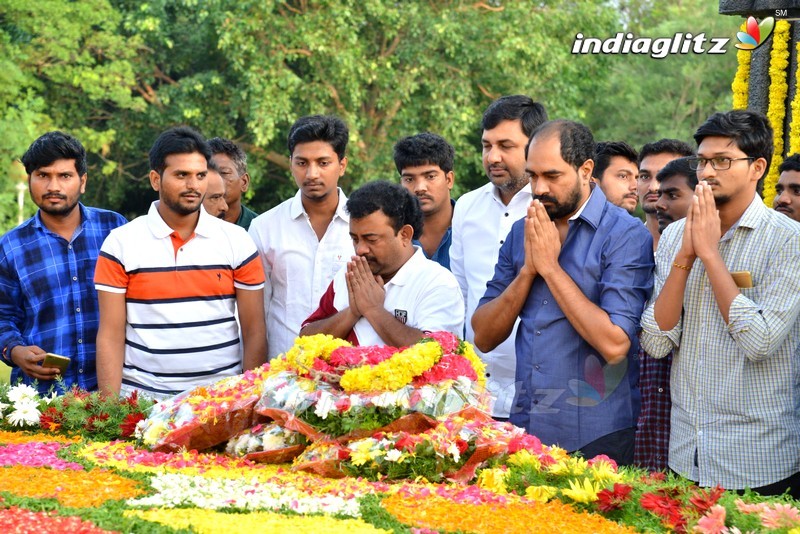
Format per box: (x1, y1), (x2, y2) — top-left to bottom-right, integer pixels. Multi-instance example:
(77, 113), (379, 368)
(207, 158), (222, 174)
(779, 153), (800, 174)
(592, 141), (638, 180)
(527, 120), (595, 170)
(288, 115), (349, 160)
(149, 126), (211, 175)
(656, 156), (697, 190)
(638, 138), (694, 166)
(481, 95), (548, 137)
(21, 131), (87, 176)
(393, 132), (455, 174)
(694, 110), (773, 180)
(208, 137), (247, 176)
(346, 181), (423, 240)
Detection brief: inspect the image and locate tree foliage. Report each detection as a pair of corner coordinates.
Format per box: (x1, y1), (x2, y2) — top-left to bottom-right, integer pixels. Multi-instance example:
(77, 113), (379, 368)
(0, 0), (737, 233)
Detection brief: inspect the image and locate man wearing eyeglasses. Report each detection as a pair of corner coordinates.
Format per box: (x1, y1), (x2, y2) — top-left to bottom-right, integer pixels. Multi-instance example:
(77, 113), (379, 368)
(591, 141), (639, 213)
(641, 110), (800, 498)
(636, 139), (694, 248)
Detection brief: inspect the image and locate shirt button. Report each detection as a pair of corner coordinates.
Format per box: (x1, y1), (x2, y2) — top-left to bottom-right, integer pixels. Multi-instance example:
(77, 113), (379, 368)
(72, 276), (78, 281)
(504, 212), (509, 217)
(543, 299), (548, 305)
(535, 365), (540, 370)
(533, 400), (539, 405)
(78, 339), (82, 344)
(79, 369), (83, 373)
(500, 240), (504, 245)
(68, 245), (73, 249)
(698, 430), (703, 436)
(536, 331), (541, 336)
(486, 372), (491, 377)
(75, 307), (81, 312)
(658, 387), (664, 393)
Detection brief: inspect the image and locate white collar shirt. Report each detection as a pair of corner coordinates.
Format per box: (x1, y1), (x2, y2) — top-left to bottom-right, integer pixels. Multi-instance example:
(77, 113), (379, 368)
(450, 182), (532, 417)
(249, 188), (352, 358)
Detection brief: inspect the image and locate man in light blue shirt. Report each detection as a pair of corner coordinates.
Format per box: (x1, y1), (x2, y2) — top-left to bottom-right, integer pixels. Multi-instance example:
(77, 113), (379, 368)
(474, 120), (653, 464)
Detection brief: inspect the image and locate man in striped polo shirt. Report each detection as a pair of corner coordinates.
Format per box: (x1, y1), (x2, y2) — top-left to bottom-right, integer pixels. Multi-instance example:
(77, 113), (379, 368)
(95, 127), (267, 400)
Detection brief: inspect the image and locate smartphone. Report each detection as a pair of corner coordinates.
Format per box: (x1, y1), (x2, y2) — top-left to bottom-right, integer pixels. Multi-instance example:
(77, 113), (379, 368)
(42, 353), (71, 374)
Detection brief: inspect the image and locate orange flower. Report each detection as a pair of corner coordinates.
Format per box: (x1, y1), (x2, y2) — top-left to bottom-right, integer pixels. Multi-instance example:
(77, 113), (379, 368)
(382, 493), (635, 534)
(0, 466), (144, 508)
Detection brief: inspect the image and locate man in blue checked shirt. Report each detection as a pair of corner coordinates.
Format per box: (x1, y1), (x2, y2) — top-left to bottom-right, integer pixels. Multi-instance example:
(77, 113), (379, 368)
(0, 132), (126, 394)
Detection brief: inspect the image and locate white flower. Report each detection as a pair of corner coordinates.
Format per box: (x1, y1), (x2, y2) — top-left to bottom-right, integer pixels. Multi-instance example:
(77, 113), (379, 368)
(0, 400), (9, 419)
(7, 383), (38, 404)
(313, 390), (335, 420)
(447, 442), (461, 462)
(384, 448), (403, 462)
(6, 399), (41, 426)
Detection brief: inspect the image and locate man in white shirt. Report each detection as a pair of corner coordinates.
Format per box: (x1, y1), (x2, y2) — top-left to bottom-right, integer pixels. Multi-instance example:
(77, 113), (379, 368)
(450, 95), (547, 419)
(249, 115), (353, 358)
(301, 181), (464, 347)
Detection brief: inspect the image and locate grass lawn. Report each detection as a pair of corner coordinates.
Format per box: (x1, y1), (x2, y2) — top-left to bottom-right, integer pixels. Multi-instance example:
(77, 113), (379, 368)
(0, 363), (10, 384)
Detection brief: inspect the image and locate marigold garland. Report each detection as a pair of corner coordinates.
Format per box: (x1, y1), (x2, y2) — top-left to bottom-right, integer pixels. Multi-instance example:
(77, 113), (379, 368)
(764, 20), (792, 207)
(125, 508), (390, 534)
(789, 41), (800, 156)
(381, 493), (636, 534)
(339, 341), (442, 393)
(732, 21), (751, 110)
(0, 465), (144, 507)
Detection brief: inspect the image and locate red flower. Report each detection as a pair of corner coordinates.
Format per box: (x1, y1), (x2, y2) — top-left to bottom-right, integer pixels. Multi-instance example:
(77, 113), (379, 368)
(119, 413), (146, 438)
(122, 389), (140, 407)
(455, 438), (469, 454)
(337, 448), (351, 460)
(507, 434), (543, 454)
(334, 396), (351, 412)
(329, 345), (397, 367)
(596, 483), (633, 513)
(649, 471), (667, 482)
(84, 413), (110, 432)
(413, 354), (477, 386)
(640, 490), (687, 533)
(424, 331), (459, 353)
(39, 407), (64, 433)
(688, 485), (725, 515)
(395, 433), (417, 452)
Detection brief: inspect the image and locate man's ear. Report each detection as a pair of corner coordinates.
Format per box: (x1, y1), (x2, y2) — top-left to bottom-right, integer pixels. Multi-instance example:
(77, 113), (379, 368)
(752, 157), (768, 183)
(399, 223), (415, 244)
(580, 159), (595, 183)
(149, 170), (161, 192)
(240, 172), (251, 192)
(79, 174), (88, 195)
(339, 157), (348, 177)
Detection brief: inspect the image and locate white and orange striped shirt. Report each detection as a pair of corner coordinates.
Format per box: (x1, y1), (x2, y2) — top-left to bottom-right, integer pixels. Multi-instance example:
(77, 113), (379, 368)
(95, 202), (265, 397)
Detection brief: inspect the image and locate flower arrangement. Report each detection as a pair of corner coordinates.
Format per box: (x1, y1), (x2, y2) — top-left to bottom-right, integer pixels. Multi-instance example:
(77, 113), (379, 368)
(0, 382), (153, 441)
(254, 332), (489, 441)
(135, 363), (272, 451)
(789, 41), (800, 157)
(225, 422), (308, 463)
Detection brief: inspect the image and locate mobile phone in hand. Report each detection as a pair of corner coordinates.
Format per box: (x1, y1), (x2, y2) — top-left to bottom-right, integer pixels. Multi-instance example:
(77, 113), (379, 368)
(42, 353), (70, 374)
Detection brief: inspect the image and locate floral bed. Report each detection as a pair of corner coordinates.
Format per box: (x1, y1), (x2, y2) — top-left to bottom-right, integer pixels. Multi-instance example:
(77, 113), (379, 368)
(2, 334), (800, 533)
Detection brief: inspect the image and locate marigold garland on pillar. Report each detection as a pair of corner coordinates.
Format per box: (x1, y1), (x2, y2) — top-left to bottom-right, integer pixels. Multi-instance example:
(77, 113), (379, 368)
(763, 20), (791, 207)
(732, 22), (751, 110)
(788, 41), (800, 156)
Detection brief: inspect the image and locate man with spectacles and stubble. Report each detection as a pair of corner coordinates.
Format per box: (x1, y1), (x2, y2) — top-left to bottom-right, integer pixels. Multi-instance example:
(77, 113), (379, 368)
(641, 110), (800, 498)
(636, 139), (695, 249)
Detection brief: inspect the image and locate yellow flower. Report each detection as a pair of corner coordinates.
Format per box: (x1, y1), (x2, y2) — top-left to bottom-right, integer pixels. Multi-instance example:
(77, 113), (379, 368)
(763, 19), (791, 207)
(459, 341), (487, 388)
(588, 460), (623, 485)
(731, 21), (751, 110)
(348, 440), (377, 467)
(279, 335), (351, 374)
(546, 446), (569, 462)
(789, 41), (800, 156)
(547, 456), (587, 477)
(525, 485), (559, 503)
(507, 450), (541, 470)
(561, 477), (601, 504)
(476, 468), (508, 494)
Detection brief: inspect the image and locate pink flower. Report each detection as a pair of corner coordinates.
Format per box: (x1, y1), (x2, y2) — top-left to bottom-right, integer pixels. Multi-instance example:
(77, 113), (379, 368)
(760, 503), (800, 529)
(734, 498), (769, 515)
(693, 504), (726, 533)
(424, 331), (459, 353)
(587, 454), (618, 470)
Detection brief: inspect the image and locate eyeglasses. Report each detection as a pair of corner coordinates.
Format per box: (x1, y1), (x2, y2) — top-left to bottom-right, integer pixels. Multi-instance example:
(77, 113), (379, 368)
(687, 156), (755, 171)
